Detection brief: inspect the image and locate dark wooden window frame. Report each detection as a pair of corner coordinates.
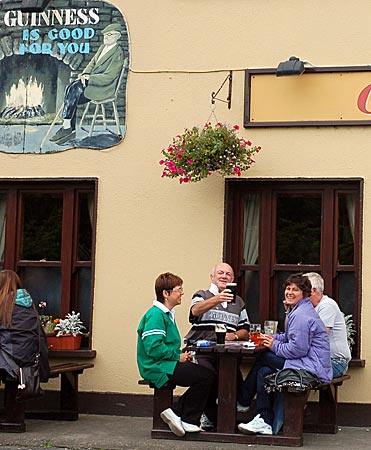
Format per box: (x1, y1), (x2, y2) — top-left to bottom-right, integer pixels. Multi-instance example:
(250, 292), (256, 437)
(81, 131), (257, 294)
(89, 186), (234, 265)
(0, 178), (97, 358)
(224, 178), (364, 365)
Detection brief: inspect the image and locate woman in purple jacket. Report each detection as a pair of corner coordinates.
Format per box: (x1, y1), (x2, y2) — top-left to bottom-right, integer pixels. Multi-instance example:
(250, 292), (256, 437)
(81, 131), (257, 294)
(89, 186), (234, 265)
(238, 273), (332, 436)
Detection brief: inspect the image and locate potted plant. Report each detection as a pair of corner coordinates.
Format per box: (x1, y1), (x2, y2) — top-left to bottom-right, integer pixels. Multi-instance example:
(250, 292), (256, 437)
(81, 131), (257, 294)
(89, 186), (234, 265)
(38, 301), (60, 336)
(47, 311), (86, 350)
(159, 122), (261, 184)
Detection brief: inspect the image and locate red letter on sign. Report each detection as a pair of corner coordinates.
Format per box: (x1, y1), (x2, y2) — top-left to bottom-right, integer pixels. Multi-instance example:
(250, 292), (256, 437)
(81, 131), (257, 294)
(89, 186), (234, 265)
(358, 84), (371, 114)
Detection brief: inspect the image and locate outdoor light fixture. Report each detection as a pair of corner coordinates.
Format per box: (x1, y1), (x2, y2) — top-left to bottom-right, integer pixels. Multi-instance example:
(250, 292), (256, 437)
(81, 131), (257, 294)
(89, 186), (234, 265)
(276, 56), (305, 77)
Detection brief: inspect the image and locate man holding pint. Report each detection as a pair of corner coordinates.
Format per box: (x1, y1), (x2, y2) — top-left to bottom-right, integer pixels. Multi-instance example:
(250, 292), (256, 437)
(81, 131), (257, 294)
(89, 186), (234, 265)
(184, 262), (250, 430)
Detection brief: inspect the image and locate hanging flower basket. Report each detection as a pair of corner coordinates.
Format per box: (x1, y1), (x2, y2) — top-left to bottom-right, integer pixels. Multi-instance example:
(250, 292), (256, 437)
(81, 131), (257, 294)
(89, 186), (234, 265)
(159, 122), (261, 184)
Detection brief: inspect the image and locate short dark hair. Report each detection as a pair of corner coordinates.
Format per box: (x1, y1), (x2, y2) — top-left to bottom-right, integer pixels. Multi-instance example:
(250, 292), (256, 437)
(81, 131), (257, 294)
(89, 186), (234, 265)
(155, 272), (183, 303)
(283, 273), (312, 297)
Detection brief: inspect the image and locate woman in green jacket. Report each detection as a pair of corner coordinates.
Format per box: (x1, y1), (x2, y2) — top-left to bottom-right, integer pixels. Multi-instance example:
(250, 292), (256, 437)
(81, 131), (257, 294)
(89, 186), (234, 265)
(137, 272), (215, 437)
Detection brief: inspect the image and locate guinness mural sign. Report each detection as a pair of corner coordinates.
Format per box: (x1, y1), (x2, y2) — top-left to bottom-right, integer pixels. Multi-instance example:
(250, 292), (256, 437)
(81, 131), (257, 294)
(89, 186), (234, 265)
(0, 1), (129, 153)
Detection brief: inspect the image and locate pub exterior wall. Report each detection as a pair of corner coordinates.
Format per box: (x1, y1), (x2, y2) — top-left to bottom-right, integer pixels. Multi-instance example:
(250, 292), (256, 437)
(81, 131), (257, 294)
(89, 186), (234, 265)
(0, 0), (370, 403)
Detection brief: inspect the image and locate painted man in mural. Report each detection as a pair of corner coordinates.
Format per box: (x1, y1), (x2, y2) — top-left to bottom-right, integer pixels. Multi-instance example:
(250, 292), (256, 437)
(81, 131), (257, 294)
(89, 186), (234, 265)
(49, 22), (124, 145)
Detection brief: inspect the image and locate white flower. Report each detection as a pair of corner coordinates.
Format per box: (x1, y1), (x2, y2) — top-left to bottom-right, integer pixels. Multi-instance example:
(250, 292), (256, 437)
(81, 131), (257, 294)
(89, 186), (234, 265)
(54, 311), (86, 337)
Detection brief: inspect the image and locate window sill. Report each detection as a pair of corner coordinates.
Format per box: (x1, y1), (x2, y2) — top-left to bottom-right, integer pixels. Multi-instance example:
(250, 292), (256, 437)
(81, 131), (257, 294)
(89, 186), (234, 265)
(349, 358), (365, 367)
(48, 349), (97, 359)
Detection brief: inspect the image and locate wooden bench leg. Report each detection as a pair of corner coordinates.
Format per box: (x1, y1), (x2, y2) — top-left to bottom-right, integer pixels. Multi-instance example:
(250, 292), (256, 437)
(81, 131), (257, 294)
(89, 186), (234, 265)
(0, 380), (26, 432)
(59, 371), (79, 420)
(282, 391), (306, 440)
(152, 384), (174, 431)
(318, 384), (338, 433)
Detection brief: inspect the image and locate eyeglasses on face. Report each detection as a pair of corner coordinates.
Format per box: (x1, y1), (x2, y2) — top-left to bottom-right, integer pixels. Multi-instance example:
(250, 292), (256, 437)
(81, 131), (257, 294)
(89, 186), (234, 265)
(167, 286), (184, 293)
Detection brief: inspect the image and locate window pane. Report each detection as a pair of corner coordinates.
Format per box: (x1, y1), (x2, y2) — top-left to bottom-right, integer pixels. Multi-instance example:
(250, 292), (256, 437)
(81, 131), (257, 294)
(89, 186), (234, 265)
(21, 194), (63, 261)
(338, 194), (354, 265)
(338, 272), (355, 317)
(22, 267), (62, 319)
(77, 267), (92, 333)
(244, 270), (260, 323)
(0, 194), (6, 261)
(78, 193), (93, 261)
(244, 193), (260, 265)
(275, 270), (293, 332)
(276, 195), (321, 264)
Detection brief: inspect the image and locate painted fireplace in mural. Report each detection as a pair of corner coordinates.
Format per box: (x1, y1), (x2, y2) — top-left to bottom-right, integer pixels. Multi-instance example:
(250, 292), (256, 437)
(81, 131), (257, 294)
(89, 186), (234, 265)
(0, 1), (129, 153)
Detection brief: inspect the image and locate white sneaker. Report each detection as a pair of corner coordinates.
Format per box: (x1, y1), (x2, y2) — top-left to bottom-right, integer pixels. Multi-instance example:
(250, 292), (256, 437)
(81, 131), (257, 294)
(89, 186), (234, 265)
(200, 412), (215, 431)
(237, 402), (250, 413)
(160, 408), (185, 436)
(182, 421), (201, 432)
(238, 414), (272, 435)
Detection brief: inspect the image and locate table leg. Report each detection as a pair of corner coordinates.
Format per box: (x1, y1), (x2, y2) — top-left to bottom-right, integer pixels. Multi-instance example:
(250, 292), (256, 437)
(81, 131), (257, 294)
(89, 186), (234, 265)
(217, 352), (238, 433)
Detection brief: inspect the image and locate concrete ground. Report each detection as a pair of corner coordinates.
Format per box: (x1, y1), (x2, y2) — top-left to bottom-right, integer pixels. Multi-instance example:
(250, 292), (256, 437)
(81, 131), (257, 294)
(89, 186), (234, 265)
(0, 415), (369, 450)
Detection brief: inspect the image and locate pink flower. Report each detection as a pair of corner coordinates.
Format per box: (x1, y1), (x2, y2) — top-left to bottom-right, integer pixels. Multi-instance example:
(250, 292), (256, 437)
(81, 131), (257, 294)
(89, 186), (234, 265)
(246, 140), (252, 146)
(233, 125), (239, 130)
(233, 167), (241, 176)
(161, 171), (167, 178)
(159, 159), (165, 165)
(188, 159), (193, 164)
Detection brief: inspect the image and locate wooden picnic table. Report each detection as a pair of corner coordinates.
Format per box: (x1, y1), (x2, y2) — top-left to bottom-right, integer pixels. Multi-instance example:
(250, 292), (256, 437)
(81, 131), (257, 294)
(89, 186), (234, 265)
(149, 342), (349, 446)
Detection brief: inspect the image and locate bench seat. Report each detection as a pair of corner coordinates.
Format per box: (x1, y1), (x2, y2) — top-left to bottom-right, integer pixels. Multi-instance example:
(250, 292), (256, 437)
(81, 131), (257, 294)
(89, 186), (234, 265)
(139, 375), (351, 447)
(0, 362), (94, 432)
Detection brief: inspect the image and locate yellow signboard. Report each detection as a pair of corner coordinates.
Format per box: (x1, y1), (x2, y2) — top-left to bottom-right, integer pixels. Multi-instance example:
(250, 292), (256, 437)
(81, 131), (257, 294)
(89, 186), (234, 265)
(244, 67), (371, 127)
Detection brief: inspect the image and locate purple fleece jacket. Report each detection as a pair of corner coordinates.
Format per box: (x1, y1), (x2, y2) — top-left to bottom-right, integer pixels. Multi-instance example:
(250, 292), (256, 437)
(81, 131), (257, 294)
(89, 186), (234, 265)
(271, 297), (333, 383)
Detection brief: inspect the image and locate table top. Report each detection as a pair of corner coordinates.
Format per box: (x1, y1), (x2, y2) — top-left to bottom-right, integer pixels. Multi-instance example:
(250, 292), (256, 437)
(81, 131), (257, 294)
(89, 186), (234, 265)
(186, 341), (267, 355)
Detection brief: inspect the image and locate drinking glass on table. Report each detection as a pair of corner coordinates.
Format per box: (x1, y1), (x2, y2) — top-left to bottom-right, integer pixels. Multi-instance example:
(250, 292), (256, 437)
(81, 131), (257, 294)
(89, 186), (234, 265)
(264, 320), (278, 335)
(215, 324), (227, 344)
(249, 323), (262, 345)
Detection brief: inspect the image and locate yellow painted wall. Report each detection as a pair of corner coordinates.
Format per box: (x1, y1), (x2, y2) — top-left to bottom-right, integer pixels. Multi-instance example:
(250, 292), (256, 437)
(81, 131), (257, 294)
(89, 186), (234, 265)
(1, 0), (370, 403)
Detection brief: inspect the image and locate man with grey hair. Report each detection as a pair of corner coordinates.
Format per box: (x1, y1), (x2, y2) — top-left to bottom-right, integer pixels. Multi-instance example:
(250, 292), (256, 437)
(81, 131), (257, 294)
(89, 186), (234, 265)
(304, 272), (351, 378)
(184, 262), (250, 429)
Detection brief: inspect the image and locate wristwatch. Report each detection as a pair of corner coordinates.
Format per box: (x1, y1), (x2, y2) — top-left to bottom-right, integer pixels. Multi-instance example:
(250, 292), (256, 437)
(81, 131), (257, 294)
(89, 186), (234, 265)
(234, 333), (239, 341)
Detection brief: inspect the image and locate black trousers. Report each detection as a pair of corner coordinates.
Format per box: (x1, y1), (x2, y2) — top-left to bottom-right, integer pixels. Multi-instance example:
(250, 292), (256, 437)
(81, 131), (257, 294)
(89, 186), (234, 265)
(167, 361), (215, 425)
(61, 79), (90, 130)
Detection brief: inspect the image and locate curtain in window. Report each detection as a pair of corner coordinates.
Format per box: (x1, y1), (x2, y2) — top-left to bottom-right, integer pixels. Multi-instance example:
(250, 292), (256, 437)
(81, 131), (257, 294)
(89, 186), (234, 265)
(243, 193), (260, 265)
(346, 194), (355, 241)
(0, 196), (6, 261)
(88, 193), (94, 226)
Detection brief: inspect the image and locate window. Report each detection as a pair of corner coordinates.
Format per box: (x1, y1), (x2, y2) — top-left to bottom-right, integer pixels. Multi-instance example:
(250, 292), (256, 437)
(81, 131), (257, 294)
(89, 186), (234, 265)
(224, 179), (362, 359)
(0, 179), (97, 351)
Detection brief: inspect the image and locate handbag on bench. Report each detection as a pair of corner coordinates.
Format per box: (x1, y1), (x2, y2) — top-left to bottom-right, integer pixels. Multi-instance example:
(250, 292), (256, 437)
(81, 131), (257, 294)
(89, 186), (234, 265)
(264, 368), (321, 393)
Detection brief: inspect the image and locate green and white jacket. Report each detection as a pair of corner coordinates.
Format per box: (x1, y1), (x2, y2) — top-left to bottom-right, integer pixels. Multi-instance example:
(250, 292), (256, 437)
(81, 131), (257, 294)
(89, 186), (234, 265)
(137, 301), (181, 388)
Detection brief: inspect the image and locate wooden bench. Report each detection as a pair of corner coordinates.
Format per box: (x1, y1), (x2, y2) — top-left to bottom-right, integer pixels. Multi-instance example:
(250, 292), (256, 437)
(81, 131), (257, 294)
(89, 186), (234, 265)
(0, 362), (94, 432)
(138, 379), (175, 433)
(140, 375), (351, 446)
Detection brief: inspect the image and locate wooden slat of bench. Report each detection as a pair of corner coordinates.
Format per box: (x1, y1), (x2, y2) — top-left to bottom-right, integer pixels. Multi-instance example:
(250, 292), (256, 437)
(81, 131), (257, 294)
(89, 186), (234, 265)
(49, 362), (94, 377)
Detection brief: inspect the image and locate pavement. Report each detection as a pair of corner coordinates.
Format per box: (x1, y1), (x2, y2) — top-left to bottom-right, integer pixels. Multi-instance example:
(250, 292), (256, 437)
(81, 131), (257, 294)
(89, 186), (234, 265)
(0, 415), (369, 450)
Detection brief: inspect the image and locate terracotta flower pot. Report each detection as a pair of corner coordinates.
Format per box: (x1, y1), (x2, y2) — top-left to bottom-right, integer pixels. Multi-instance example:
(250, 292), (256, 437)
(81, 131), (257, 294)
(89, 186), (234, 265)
(47, 334), (82, 350)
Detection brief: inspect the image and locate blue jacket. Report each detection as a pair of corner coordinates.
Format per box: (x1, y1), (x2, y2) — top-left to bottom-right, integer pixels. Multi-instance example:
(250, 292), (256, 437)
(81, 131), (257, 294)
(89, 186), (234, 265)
(272, 297), (333, 383)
